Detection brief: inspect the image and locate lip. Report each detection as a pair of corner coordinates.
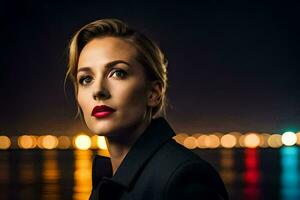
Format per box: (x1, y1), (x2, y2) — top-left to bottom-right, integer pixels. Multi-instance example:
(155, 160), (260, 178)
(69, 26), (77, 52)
(91, 105), (116, 118)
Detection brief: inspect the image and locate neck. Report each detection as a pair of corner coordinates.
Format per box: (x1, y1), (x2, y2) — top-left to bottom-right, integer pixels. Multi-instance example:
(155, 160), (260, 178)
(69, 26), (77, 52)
(105, 117), (152, 176)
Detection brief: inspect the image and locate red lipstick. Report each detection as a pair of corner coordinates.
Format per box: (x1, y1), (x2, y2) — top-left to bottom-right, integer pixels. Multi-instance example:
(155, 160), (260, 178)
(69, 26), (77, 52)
(91, 105), (116, 118)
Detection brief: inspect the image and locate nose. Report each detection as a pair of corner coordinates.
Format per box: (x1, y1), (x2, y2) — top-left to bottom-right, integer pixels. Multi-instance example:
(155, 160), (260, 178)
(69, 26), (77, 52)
(92, 78), (111, 101)
(93, 89), (111, 100)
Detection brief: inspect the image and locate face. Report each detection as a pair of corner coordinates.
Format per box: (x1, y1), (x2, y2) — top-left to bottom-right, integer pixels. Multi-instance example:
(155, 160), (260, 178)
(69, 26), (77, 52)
(76, 37), (155, 137)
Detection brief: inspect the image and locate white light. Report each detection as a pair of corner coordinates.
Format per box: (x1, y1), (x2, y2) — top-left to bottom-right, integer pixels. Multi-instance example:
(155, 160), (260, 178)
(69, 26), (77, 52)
(75, 135), (91, 150)
(282, 131), (297, 146)
(97, 136), (108, 150)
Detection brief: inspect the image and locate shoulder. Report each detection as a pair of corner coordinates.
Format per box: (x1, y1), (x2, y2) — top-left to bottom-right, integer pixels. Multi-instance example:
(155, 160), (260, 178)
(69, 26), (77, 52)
(152, 139), (229, 200)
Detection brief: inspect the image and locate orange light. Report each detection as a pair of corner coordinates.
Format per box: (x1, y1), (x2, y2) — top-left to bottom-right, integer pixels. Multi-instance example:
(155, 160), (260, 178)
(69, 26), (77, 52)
(221, 134), (237, 148)
(42, 135), (58, 149)
(58, 136), (71, 149)
(267, 134), (282, 148)
(0, 136), (11, 149)
(244, 133), (260, 148)
(196, 135), (207, 148)
(18, 135), (37, 149)
(205, 134), (220, 148)
(296, 132), (300, 145)
(173, 133), (189, 145)
(183, 136), (197, 149)
(258, 133), (270, 148)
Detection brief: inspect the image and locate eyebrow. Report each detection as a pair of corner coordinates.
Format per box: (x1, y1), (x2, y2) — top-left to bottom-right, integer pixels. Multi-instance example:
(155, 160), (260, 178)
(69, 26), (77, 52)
(77, 60), (131, 75)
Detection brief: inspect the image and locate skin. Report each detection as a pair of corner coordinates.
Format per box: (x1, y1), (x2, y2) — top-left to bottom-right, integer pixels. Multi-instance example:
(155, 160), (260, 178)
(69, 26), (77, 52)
(76, 36), (162, 175)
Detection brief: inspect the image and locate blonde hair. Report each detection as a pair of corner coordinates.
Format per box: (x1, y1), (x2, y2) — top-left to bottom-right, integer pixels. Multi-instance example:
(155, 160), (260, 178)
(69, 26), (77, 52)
(65, 18), (169, 119)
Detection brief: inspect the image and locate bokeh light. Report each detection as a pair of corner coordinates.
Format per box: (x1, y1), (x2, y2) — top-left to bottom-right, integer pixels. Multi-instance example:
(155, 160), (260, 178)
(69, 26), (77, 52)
(173, 133), (189, 145)
(205, 134), (220, 148)
(221, 134), (237, 148)
(268, 134), (283, 148)
(42, 135), (59, 149)
(74, 135), (91, 150)
(282, 132), (297, 146)
(259, 133), (270, 148)
(18, 135), (37, 149)
(197, 135), (207, 148)
(0, 136), (11, 149)
(183, 136), (197, 149)
(296, 132), (300, 145)
(97, 136), (108, 150)
(58, 136), (71, 149)
(244, 133), (260, 148)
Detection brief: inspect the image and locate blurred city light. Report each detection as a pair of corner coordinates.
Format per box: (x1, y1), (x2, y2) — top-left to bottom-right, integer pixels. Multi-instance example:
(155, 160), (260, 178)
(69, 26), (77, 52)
(74, 135), (91, 150)
(18, 135), (37, 149)
(0, 136), (11, 149)
(268, 134), (283, 148)
(205, 134), (220, 148)
(296, 132), (300, 145)
(197, 135), (207, 148)
(184, 136), (197, 149)
(1, 129), (299, 150)
(173, 133), (189, 144)
(244, 133), (260, 148)
(58, 136), (71, 149)
(97, 136), (108, 150)
(42, 135), (59, 149)
(282, 132), (297, 146)
(259, 133), (270, 148)
(221, 134), (237, 148)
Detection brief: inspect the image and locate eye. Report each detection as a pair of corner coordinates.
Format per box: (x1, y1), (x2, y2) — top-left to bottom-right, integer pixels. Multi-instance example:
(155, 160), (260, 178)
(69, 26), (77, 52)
(111, 69), (127, 79)
(78, 75), (93, 86)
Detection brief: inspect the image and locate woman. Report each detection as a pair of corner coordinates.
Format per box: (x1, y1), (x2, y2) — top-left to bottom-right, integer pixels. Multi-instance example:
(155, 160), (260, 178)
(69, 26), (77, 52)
(65, 18), (229, 200)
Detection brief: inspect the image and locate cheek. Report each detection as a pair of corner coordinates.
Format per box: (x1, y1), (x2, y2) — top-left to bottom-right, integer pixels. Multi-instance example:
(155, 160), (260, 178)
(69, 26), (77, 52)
(115, 82), (148, 109)
(76, 89), (90, 113)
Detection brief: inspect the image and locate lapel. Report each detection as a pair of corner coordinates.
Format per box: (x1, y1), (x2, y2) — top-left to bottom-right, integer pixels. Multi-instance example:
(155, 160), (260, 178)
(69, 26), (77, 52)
(91, 117), (176, 192)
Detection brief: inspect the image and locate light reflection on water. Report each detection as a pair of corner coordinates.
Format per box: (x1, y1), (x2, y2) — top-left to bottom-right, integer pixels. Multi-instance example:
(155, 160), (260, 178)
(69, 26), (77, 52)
(243, 148), (262, 200)
(42, 151), (60, 200)
(73, 150), (92, 200)
(280, 147), (300, 200)
(0, 148), (299, 200)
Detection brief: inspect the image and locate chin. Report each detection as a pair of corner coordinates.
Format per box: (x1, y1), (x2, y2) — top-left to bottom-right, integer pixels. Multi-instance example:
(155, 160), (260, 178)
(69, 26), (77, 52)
(87, 120), (116, 136)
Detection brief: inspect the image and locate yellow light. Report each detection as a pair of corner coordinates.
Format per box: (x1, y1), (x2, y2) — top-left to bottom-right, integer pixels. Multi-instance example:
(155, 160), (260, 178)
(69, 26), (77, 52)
(296, 132), (300, 145)
(97, 136), (108, 150)
(74, 135), (91, 150)
(228, 132), (241, 147)
(58, 136), (71, 149)
(205, 134), (220, 148)
(42, 135), (58, 149)
(268, 134), (282, 148)
(18, 135), (37, 149)
(37, 136), (45, 148)
(281, 131), (297, 146)
(220, 134), (237, 148)
(0, 136), (11, 149)
(238, 135), (246, 147)
(244, 133), (260, 148)
(259, 133), (270, 148)
(183, 136), (197, 149)
(196, 135), (207, 148)
(173, 133), (189, 145)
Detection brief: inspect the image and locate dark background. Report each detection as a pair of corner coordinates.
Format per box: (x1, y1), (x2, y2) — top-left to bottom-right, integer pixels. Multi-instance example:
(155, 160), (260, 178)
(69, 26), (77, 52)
(1, 1), (299, 136)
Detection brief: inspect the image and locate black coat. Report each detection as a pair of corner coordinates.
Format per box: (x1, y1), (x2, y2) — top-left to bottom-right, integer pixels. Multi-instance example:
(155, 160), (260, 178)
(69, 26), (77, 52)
(89, 117), (229, 200)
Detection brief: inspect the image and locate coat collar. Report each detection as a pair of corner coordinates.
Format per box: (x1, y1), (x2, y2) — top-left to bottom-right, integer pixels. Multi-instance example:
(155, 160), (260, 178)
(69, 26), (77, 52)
(92, 117), (176, 190)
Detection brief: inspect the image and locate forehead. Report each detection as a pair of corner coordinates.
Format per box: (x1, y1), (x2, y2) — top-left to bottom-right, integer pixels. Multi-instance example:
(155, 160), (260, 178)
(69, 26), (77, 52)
(78, 37), (138, 68)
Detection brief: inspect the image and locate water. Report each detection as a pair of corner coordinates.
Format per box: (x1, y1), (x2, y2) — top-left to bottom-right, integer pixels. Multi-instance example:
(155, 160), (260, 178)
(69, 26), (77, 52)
(0, 147), (299, 200)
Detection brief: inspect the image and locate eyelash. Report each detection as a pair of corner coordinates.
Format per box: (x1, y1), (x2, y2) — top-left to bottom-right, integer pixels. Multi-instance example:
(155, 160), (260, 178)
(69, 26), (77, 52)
(78, 69), (127, 86)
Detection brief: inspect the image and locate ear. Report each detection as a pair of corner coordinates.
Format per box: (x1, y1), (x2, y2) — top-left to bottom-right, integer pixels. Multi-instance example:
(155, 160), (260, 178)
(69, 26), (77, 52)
(147, 81), (163, 108)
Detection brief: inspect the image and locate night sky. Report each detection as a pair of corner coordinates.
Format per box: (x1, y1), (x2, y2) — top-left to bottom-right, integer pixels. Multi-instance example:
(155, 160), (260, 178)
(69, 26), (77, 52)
(1, 1), (299, 136)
